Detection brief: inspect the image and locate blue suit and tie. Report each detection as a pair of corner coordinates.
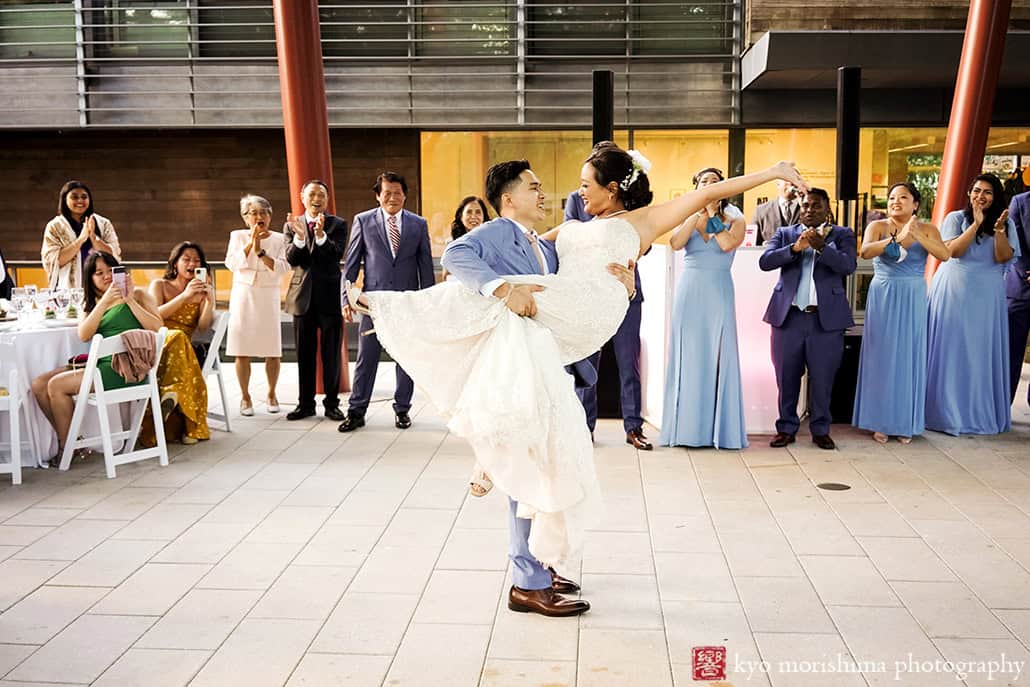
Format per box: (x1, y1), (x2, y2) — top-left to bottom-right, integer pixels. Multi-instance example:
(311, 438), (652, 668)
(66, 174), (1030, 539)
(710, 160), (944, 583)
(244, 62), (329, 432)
(442, 215), (589, 591)
(565, 191), (646, 435)
(759, 223), (857, 437)
(343, 207), (435, 417)
(1007, 191), (1030, 406)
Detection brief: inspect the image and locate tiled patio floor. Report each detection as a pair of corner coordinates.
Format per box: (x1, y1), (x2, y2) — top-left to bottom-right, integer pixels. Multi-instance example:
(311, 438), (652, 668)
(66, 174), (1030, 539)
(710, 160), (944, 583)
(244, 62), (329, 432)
(1, 362), (1029, 686)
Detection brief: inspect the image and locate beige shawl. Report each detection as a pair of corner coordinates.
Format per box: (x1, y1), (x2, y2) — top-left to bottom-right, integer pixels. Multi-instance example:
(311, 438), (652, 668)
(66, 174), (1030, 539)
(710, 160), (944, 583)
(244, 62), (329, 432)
(41, 213), (121, 290)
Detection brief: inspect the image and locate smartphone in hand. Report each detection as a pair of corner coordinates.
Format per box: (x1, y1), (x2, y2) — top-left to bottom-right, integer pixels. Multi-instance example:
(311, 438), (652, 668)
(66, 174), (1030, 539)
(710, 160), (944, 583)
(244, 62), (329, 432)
(111, 266), (127, 295)
(194, 266), (208, 282)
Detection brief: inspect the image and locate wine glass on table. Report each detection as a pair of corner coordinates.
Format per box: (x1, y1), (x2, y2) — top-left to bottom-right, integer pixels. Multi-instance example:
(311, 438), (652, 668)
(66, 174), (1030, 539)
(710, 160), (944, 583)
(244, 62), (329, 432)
(55, 289), (71, 319)
(9, 288), (27, 328)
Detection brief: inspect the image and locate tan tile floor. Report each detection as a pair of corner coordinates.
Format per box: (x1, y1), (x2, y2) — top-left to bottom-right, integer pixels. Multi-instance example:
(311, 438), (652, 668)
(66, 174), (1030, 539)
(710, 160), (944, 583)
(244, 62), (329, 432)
(0, 362), (1028, 686)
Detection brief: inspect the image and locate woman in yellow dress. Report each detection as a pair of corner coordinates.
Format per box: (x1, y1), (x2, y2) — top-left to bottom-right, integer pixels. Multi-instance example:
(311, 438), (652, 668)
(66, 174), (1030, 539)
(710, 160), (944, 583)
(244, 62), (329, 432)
(141, 241), (214, 445)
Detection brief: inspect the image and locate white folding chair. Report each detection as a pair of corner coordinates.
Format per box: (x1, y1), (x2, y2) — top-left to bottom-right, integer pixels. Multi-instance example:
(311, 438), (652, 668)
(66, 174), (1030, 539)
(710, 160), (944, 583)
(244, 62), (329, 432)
(60, 327), (169, 479)
(200, 310), (231, 432)
(0, 369), (24, 485)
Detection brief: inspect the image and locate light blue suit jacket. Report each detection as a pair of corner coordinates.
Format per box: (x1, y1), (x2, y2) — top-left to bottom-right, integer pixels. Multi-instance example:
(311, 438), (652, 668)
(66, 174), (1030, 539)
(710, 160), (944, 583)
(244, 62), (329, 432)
(441, 216), (597, 388)
(442, 216), (557, 292)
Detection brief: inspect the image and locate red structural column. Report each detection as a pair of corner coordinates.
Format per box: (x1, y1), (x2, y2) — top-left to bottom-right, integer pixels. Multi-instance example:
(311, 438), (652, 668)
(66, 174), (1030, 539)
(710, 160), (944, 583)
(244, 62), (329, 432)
(273, 0), (350, 393)
(927, 0), (1012, 278)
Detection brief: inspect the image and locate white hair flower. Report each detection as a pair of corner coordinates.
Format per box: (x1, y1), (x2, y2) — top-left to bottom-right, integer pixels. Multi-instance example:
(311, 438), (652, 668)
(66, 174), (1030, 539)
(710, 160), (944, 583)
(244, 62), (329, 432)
(620, 149), (652, 191)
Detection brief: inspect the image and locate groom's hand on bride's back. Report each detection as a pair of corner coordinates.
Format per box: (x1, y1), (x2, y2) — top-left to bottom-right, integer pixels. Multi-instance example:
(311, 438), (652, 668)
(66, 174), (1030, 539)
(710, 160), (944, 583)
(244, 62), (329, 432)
(607, 259), (637, 297)
(495, 283), (545, 317)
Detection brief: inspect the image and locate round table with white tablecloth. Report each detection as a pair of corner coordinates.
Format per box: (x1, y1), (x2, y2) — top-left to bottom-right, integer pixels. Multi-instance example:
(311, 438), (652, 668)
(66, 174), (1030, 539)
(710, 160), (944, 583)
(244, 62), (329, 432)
(0, 319), (88, 467)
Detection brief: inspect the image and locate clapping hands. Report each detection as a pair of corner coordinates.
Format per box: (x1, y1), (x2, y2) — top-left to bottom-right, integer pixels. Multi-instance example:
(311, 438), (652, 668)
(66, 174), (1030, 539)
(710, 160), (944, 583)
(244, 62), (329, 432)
(995, 209), (1010, 233)
(287, 213), (307, 242)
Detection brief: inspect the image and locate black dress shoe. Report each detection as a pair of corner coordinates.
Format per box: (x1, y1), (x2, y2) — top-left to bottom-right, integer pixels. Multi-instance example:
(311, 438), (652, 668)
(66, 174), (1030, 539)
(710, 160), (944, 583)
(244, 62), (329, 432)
(813, 434), (836, 450)
(337, 414), (366, 433)
(286, 407), (315, 421)
(508, 586), (590, 617)
(626, 428), (653, 450)
(324, 407), (345, 422)
(549, 567), (581, 594)
(769, 432), (795, 448)
(395, 412), (411, 429)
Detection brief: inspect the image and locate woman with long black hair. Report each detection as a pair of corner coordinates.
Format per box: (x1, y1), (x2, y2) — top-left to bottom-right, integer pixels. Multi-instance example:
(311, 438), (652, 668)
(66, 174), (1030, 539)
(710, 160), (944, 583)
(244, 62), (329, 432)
(926, 173), (1019, 435)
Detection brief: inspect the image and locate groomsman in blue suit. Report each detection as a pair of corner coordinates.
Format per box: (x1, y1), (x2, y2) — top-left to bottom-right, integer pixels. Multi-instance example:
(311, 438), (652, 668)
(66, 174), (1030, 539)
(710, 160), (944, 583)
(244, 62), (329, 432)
(339, 172), (434, 432)
(443, 160), (634, 617)
(759, 188), (856, 450)
(565, 191), (652, 450)
(1006, 189), (1030, 407)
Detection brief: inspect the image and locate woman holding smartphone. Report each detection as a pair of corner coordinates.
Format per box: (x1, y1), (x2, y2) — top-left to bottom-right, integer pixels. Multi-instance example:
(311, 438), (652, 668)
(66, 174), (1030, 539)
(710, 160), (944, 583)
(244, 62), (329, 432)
(141, 241), (214, 446)
(31, 252), (162, 465)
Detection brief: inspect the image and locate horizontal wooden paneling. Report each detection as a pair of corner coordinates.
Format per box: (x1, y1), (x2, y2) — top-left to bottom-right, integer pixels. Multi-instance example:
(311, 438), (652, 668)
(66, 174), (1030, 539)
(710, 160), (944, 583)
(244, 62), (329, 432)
(0, 128), (419, 262)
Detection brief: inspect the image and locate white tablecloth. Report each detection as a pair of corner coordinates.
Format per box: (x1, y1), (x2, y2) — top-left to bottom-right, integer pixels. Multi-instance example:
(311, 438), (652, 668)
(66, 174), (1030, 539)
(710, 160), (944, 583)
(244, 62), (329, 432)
(0, 321), (88, 467)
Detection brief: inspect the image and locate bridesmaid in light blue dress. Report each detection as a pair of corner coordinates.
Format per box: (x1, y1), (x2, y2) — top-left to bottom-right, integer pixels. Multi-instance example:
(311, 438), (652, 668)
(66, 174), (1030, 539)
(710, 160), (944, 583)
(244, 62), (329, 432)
(853, 182), (951, 443)
(660, 167), (748, 450)
(926, 173), (1020, 435)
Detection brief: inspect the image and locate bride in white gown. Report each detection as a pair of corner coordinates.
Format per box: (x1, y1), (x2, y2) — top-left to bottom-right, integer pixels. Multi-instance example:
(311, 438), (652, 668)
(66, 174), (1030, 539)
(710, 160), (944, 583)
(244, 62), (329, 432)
(348, 144), (807, 573)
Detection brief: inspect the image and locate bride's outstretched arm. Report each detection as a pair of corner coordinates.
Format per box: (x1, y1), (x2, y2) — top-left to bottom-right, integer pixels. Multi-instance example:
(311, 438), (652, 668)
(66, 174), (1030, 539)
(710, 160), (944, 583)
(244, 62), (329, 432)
(628, 162), (807, 249)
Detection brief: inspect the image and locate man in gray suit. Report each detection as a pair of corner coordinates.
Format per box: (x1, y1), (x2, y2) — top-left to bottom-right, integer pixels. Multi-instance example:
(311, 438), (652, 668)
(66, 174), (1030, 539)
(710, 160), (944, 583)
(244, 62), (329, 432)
(752, 179), (800, 245)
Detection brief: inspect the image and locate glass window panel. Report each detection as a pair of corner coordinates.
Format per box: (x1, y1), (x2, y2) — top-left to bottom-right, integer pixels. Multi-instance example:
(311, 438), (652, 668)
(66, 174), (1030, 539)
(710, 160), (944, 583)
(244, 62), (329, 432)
(198, 0), (275, 58)
(632, 130), (730, 244)
(527, 1), (626, 57)
(420, 130), (629, 254)
(320, 0), (408, 58)
(93, 1), (189, 58)
(417, 1), (513, 57)
(0, 0), (75, 59)
(632, 1), (733, 56)
(744, 129), (837, 221)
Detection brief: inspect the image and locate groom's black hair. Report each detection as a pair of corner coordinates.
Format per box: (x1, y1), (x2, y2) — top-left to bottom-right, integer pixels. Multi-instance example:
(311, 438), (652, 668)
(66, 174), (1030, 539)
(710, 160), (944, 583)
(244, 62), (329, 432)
(485, 159), (531, 214)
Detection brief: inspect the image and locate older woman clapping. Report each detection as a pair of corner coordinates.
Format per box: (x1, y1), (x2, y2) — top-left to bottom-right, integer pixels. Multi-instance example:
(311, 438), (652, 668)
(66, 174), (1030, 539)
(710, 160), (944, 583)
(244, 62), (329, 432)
(225, 195), (290, 416)
(42, 181), (121, 290)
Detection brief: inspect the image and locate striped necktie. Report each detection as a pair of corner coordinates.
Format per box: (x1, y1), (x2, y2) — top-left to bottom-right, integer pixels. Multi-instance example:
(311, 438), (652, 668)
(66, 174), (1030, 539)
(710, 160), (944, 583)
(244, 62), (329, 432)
(526, 231), (548, 275)
(387, 214), (401, 256)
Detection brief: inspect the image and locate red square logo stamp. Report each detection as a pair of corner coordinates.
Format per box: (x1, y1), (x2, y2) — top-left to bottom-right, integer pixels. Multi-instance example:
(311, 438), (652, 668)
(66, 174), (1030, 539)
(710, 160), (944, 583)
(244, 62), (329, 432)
(692, 646), (727, 681)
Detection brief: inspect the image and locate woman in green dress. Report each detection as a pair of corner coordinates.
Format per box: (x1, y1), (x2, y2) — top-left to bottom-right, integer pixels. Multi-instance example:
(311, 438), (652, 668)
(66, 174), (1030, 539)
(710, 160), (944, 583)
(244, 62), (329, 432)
(31, 251), (163, 463)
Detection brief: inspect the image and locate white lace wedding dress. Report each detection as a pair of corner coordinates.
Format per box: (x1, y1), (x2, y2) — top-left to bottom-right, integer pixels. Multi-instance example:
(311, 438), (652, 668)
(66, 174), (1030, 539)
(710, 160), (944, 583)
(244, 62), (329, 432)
(363, 217), (641, 572)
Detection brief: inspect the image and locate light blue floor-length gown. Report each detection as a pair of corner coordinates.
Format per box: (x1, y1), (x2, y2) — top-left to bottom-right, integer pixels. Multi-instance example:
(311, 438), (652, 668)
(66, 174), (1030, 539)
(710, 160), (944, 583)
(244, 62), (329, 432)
(852, 240), (929, 438)
(659, 210), (749, 449)
(925, 210), (1020, 435)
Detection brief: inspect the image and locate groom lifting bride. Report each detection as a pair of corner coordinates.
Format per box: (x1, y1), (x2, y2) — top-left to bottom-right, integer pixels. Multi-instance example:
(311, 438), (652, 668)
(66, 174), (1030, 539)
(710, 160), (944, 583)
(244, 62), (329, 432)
(345, 143), (808, 617)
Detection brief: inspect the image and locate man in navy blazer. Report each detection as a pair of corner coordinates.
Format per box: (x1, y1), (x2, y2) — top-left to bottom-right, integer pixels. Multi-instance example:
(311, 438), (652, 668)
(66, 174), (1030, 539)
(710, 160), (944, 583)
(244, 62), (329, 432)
(759, 188), (856, 450)
(565, 191), (652, 450)
(339, 172), (434, 432)
(442, 160), (634, 618)
(1007, 189), (1030, 406)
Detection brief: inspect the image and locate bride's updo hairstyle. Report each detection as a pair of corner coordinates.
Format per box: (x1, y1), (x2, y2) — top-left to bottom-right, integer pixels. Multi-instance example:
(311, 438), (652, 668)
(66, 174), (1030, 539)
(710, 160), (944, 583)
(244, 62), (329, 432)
(585, 141), (654, 211)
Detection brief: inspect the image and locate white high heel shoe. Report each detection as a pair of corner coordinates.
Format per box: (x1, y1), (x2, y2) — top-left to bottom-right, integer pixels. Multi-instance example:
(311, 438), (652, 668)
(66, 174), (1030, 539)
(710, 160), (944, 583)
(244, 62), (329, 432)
(345, 281), (375, 336)
(344, 281), (371, 316)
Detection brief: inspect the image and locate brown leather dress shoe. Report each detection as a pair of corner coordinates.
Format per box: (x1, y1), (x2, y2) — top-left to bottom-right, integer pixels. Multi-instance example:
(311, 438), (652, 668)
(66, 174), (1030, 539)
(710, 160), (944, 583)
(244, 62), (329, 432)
(769, 432), (795, 448)
(549, 567), (581, 594)
(508, 586), (590, 617)
(812, 434), (836, 450)
(626, 428), (653, 451)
